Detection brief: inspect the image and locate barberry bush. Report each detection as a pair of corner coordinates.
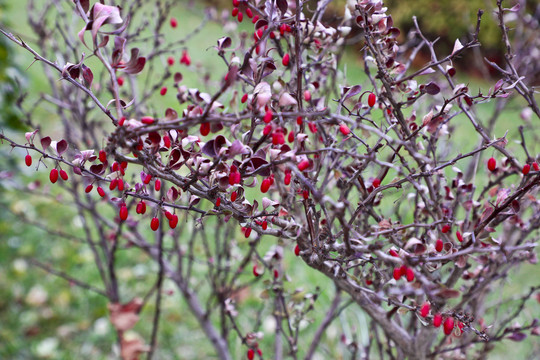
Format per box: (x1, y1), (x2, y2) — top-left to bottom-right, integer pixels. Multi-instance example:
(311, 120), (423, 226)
(1, 0), (540, 359)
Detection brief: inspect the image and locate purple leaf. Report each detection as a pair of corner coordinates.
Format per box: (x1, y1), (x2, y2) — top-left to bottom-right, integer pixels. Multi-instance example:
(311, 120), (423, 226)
(25, 130), (38, 143)
(122, 48), (146, 74)
(276, 0), (288, 15)
(167, 186), (179, 202)
(81, 64), (93, 88)
(228, 140), (250, 158)
(40, 136), (51, 150)
(164, 108), (178, 121)
(174, 72), (183, 83)
(56, 139), (69, 155)
(73, 0), (89, 13)
(341, 85), (362, 102)
(424, 82), (440, 95)
(90, 164), (105, 175)
(189, 195), (200, 207)
(216, 37), (231, 51)
(507, 332), (527, 342)
(111, 37), (126, 68)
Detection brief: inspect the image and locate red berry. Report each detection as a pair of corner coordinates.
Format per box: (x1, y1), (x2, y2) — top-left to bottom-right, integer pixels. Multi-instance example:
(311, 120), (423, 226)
(308, 122), (318, 133)
(435, 239), (443, 252)
(247, 348), (255, 360)
(263, 109), (273, 124)
(372, 178), (381, 188)
(49, 168), (59, 183)
(298, 159), (310, 171)
(393, 267), (402, 281)
(216, 198), (221, 207)
(119, 205), (128, 221)
(272, 132), (285, 145)
(456, 231), (463, 242)
(282, 53), (290, 66)
(169, 214), (179, 229)
(150, 217), (160, 231)
(420, 302), (430, 318)
(294, 244), (300, 256)
(117, 77), (124, 86)
(85, 184), (94, 193)
(262, 221), (268, 230)
(433, 313), (443, 327)
(180, 50), (191, 66)
(302, 189), (309, 199)
(441, 224), (451, 233)
(533, 162), (539, 171)
(165, 211), (174, 221)
(288, 131), (295, 143)
(368, 92), (376, 107)
(97, 186), (106, 197)
(141, 116), (155, 125)
(443, 317), (455, 335)
(296, 116), (303, 125)
(241, 93), (248, 103)
(136, 201), (144, 214)
(487, 157), (496, 172)
(118, 116), (126, 126)
(155, 179), (161, 191)
(232, 0), (240, 7)
(167, 56), (174, 66)
(232, 7), (239, 17)
(245, 8), (253, 18)
(304, 90), (311, 102)
(200, 122), (210, 136)
(522, 164), (530, 175)
(261, 178), (271, 193)
(170, 17), (178, 28)
(252, 15), (259, 24)
(284, 172), (292, 185)
(339, 124), (350, 136)
(231, 191), (237, 202)
(273, 269), (279, 279)
(59, 169), (68, 181)
(252, 265), (260, 277)
(245, 227), (252, 238)
(25, 154), (32, 167)
(109, 179), (118, 191)
(237, 12), (243, 22)
(163, 135), (171, 148)
(389, 249), (399, 257)
(160, 87), (167, 96)
(395, 266), (406, 278)
(406, 267), (415, 282)
(117, 179), (124, 191)
(142, 173), (151, 184)
(99, 150), (107, 163)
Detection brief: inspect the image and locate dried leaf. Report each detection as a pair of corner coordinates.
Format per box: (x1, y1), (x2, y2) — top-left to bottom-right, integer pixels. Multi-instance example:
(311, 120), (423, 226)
(108, 298), (142, 331)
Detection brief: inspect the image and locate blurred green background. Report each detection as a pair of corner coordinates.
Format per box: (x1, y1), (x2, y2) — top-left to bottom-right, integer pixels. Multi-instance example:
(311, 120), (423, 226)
(1, 0), (539, 359)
